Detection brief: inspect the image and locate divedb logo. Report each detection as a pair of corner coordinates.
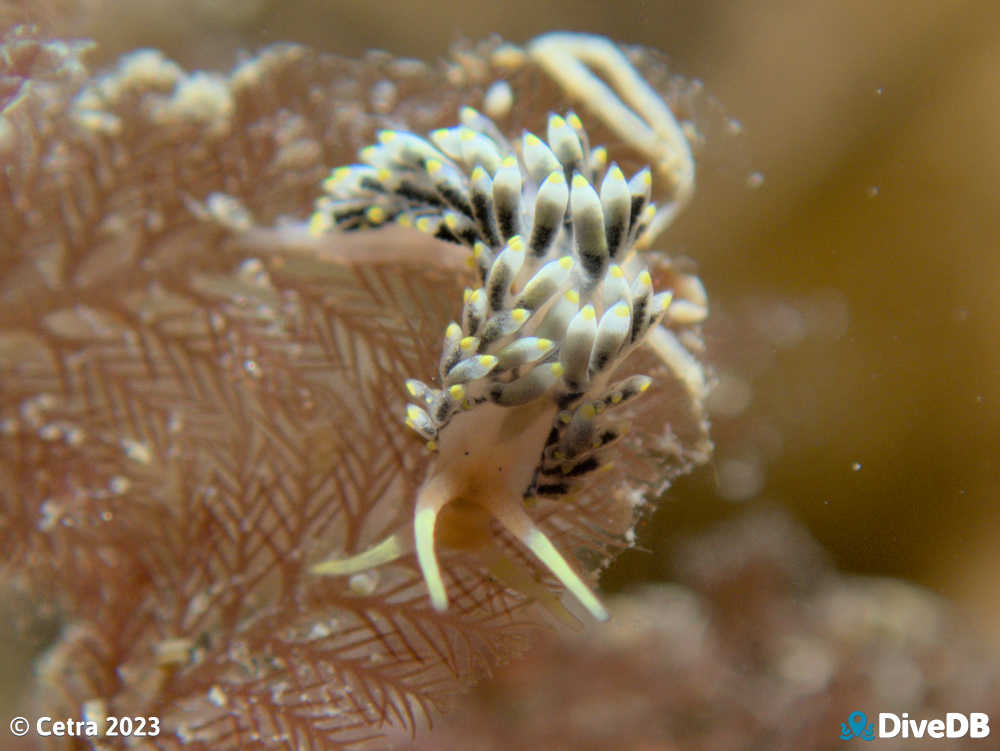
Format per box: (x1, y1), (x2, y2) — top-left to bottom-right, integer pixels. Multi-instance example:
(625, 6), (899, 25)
(840, 711), (991, 741)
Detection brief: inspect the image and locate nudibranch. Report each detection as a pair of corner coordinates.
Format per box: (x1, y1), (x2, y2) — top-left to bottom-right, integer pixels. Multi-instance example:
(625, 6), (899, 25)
(310, 33), (708, 623)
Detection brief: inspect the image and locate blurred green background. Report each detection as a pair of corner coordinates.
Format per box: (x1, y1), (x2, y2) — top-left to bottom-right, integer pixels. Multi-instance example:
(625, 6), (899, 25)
(20, 0), (1000, 642)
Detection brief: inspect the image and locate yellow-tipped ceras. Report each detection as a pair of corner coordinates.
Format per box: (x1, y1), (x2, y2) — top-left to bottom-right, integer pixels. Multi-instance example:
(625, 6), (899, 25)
(310, 33), (706, 622)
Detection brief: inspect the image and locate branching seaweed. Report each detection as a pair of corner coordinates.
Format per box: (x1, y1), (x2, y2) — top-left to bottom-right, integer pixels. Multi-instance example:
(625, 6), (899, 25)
(0, 26), (710, 749)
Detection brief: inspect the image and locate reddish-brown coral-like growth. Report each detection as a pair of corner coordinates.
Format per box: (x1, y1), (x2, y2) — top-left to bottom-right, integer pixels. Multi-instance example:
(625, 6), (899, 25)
(0, 27), (709, 749)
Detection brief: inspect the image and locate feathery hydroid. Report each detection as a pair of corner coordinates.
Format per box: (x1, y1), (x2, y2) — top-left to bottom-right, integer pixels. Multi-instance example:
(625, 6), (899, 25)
(1, 27), (711, 748)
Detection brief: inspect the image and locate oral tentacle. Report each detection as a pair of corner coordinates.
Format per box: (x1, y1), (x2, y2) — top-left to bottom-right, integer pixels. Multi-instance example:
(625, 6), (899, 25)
(413, 473), (456, 612)
(490, 497), (609, 622)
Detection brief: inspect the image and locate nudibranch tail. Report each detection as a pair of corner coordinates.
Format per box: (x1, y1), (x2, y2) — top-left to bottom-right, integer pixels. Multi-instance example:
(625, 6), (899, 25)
(309, 34), (709, 621)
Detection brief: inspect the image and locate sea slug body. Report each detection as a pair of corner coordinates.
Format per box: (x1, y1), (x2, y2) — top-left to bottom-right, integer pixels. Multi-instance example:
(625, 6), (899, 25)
(310, 35), (706, 623)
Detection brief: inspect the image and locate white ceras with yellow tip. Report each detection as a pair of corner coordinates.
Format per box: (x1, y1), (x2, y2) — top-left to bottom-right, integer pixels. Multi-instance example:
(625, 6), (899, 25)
(310, 33), (701, 623)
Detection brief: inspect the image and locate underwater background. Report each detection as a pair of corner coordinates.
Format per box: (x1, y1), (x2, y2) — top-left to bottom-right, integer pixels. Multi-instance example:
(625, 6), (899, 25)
(3, 0), (999, 747)
(48, 0), (997, 642)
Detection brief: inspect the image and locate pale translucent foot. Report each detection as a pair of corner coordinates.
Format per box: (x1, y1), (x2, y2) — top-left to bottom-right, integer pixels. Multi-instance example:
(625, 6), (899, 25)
(480, 546), (582, 629)
(310, 532), (412, 576)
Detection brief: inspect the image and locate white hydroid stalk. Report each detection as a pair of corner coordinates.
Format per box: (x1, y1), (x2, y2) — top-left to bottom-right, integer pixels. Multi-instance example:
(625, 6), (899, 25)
(528, 31), (695, 239)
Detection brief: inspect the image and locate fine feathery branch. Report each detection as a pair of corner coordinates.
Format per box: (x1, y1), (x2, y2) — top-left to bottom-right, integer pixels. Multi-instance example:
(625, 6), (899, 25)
(0, 26), (710, 749)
